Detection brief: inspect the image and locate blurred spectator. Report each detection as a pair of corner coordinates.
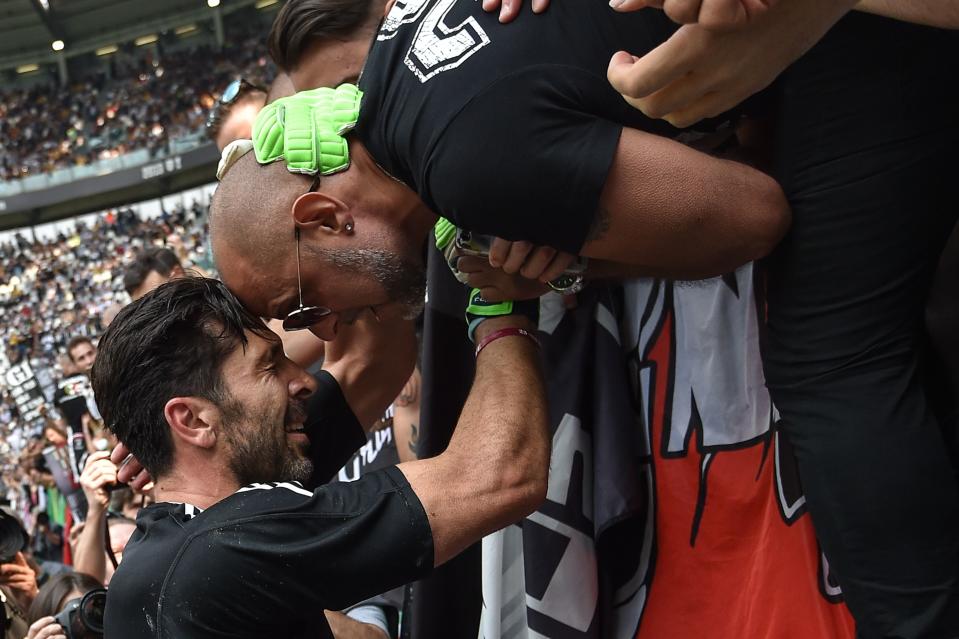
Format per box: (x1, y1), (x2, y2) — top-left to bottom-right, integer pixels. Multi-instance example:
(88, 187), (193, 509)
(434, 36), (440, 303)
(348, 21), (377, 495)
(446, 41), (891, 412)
(122, 247), (183, 300)
(65, 339), (94, 376)
(25, 572), (103, 639)
(64, 337), (113, 455)
(29, 515), (62, 566)
(0, 511), (38, 637)
(206, 78), (268, 151)
(40, 425), (66, 450)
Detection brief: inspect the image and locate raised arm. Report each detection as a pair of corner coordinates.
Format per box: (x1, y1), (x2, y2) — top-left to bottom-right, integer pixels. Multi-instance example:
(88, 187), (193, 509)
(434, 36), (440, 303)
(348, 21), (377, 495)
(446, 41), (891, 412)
(397, 316), (549, 567)
(854, 0), (959, 28)
(578, 126), (789, 279)
(74, 451), (117, 584)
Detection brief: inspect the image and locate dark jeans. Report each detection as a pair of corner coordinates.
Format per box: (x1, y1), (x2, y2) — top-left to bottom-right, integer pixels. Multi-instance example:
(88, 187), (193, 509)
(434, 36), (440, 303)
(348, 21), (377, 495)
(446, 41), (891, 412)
(765, 13), (959, 638)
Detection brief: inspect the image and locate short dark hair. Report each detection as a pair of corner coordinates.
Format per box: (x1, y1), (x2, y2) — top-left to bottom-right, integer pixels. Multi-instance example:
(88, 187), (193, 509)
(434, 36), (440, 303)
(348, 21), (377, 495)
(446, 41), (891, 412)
(66, 336), (93, 361)
(91, 277), (272, 478)
(268, 0), (378, 72)
(0, 511), (28, 564)
(27, 572), (103, 623)
(123, 247), (182, 295)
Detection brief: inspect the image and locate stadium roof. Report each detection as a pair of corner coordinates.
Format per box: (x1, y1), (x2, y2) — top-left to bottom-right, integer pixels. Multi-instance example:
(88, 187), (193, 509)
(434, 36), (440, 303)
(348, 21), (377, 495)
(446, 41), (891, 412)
(0, 0), (269, 72)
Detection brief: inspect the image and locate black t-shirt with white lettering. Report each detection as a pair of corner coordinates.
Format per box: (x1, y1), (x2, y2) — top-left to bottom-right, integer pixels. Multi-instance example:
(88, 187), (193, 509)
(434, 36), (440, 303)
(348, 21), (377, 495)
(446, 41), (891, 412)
(356, 0), (685, 254)
(104, 467), (433, 638)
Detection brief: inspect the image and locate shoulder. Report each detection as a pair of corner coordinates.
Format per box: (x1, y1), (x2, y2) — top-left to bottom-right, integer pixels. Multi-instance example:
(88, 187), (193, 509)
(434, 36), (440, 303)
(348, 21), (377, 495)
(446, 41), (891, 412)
(421, 66), (623, 252)
(152, 470), (431, 623)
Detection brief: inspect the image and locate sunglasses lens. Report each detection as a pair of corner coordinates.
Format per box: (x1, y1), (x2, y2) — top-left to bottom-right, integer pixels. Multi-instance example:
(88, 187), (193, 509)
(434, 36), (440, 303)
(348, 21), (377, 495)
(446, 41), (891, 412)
(283, 306), (331, 331)
(221, 79), (242, 104)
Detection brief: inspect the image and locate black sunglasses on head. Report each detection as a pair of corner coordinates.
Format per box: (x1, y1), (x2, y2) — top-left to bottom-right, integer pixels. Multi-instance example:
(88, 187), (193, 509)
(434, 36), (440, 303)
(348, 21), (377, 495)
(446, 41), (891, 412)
(206, 78), (266, 135)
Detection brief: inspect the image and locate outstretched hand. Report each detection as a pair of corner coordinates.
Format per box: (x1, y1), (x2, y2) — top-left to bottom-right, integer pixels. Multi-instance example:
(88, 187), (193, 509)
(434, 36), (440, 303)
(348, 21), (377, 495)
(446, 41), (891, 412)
(609, 0), (777, 31)
(482, 0), (775, 30)
(607, 0), (856, 127)
(481, 0), (549, 23)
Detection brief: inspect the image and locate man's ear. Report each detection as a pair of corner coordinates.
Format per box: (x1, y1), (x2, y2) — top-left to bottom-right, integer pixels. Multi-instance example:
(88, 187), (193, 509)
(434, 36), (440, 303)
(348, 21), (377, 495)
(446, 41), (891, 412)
(291, 190), (354, 236)
(164, 397), (220, 450)
(170, 265), (185, 278)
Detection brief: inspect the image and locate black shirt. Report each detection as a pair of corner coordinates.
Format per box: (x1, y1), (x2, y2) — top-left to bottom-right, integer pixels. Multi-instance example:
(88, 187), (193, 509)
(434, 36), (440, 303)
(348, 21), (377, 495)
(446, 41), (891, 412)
(104, 467), (432, 638)
(334, 420), (406, 632)
(103, 373), (426, 638)
(356, 0), (681, 254)
(336, 421), (401, 483)
(304, 371), (368, 486)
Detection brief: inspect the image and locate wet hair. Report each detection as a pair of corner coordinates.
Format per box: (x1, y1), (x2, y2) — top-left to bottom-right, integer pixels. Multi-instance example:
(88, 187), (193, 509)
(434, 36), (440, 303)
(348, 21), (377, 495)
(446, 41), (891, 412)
(27, 572), (103, 624)
(91, 277), (272, 477)
(268, 0), (379, 71)
(122, 247), (182, 295)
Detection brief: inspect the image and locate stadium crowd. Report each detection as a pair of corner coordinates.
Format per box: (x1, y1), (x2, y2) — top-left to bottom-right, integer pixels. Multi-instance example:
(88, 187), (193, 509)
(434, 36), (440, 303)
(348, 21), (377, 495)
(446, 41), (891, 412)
(0, 202), (210, 636)
(0, 0), (958, 638)
(0, 30), (274, 182)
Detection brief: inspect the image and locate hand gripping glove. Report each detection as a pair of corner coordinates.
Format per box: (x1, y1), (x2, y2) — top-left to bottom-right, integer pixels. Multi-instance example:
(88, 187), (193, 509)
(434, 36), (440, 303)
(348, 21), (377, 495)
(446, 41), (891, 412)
(434, 217), (469, 285)
(434, 217), (587, 295)
(435, 219), (539, 341)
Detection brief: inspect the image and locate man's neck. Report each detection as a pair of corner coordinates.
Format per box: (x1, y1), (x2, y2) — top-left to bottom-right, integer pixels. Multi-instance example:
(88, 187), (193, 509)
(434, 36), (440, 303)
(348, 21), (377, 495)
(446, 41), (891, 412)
(350, 139), (438, 235)
(153, 465), (240, 510)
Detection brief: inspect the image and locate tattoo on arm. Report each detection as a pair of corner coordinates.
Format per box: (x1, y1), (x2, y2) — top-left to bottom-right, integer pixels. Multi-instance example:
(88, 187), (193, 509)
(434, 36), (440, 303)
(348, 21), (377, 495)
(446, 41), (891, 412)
(587, 206), (611, 243)
(408, 422), (419, 456)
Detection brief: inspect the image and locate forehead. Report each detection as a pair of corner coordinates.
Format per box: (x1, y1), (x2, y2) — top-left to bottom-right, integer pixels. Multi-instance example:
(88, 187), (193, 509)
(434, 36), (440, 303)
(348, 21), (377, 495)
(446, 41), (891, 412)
(70, 342), (94, 355)
(212, 232), (292, 318)
(220, 264), (289, 320)
(219, 328), (282, 376)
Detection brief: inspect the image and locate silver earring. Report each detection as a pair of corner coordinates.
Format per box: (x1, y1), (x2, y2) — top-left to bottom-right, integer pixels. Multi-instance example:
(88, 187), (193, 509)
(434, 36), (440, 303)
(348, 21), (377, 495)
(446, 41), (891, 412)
(345, 222), (354, 233)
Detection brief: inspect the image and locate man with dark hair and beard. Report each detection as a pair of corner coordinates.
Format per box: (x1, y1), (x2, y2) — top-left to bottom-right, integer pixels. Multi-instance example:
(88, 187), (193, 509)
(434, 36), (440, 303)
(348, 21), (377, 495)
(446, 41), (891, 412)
(94, 277), (548, 638)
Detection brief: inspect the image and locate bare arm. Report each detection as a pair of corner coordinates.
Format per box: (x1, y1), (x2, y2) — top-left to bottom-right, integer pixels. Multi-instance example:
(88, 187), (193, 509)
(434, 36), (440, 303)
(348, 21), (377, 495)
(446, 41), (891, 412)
(855, 0), (959, 28)
(392, 368), (421, 464)
(397, 316), (549, 567)
(323, 307), (417, 431)
(74, 451), (117, 584)
(579, 127), (790, 279)
(73, 513), (110, 584)
(324, 611), (389, 639)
